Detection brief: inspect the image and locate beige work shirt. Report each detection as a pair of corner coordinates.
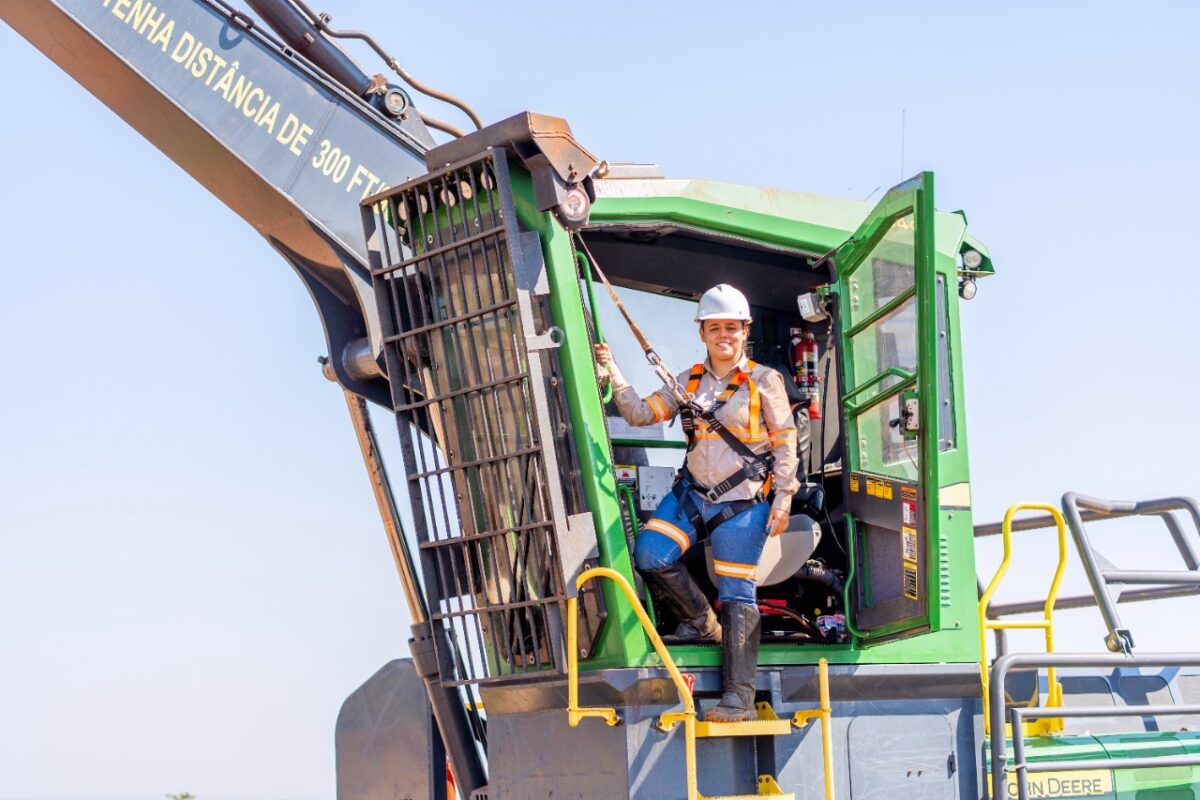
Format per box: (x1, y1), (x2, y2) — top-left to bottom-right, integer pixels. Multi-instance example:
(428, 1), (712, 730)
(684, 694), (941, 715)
(609, 355), (800, 514)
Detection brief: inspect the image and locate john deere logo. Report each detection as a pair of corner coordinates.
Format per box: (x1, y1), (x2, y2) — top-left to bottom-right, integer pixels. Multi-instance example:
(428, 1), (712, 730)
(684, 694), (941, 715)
(1006, 769), (1114, 799)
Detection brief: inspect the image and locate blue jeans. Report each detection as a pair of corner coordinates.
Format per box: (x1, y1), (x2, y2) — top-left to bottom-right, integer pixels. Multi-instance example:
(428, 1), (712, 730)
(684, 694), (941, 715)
(633, 489), (770, 605)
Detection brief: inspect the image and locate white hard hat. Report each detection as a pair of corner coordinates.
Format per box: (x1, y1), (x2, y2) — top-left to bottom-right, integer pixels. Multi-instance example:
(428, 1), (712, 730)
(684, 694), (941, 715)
(695, 284), (752, 322)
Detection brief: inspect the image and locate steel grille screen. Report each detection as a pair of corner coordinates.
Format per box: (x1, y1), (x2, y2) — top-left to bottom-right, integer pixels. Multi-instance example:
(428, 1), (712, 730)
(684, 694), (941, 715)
(363, 152), (594, 686)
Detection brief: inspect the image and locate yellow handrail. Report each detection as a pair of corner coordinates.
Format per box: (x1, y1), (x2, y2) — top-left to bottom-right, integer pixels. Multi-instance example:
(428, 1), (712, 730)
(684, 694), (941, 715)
(790, 658), (836, 800)
(567, 567), (701, 800)
(568, 567), (837, 800)
(978, 503), (1069, 737)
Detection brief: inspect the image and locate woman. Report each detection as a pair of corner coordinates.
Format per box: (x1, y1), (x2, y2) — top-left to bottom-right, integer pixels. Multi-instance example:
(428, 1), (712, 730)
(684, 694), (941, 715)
(594, 283), (799, 723)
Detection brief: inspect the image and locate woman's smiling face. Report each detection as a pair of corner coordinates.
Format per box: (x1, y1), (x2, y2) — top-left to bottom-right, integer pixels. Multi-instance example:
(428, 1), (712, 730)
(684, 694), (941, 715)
(700, 319), (749, 363)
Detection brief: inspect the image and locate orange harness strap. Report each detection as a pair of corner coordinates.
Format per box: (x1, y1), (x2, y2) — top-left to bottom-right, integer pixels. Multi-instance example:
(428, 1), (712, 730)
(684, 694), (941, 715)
(744, 361), (761, 442)
(691, 361), (763, 441)
(677, 359), (774, 504)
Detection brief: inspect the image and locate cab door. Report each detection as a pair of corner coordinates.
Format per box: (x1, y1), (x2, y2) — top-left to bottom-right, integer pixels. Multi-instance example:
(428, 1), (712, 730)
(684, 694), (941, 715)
(832, 172), (955, 643)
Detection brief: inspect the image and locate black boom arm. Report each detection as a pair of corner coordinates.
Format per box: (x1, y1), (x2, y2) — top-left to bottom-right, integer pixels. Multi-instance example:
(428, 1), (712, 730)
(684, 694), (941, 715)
(0, 0), (437, 406)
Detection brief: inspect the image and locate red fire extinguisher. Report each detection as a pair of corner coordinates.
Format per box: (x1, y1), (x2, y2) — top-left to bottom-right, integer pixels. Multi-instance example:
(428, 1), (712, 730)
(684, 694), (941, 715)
(790, 328), (822, 420)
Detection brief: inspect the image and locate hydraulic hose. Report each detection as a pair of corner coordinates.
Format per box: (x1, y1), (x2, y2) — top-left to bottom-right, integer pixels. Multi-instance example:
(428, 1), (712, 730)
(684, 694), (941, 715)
(420, 112), (466, 139)
(285, 0), (483, 131)
(242, 0), (373, 95)
(797, 560), (845, 594)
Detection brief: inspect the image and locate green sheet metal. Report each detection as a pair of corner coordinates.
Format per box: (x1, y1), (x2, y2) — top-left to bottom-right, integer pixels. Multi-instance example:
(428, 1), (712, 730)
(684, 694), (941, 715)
(990, 731), (1200, 798)
(554, 172), (988, 668)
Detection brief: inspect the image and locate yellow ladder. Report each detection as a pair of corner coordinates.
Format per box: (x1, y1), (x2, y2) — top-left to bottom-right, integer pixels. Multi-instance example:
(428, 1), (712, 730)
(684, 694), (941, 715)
(568, 567), (836, 800)
(977, 503), (1069, 737)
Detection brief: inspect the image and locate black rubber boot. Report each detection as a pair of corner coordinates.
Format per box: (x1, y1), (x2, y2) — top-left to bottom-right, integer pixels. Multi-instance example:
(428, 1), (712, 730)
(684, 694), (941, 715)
(642, 563), (722, 644)
(704, 602), (761, 722)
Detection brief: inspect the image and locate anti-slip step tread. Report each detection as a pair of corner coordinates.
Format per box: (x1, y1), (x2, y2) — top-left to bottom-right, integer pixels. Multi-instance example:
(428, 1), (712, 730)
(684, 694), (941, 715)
(695, 703), (794, 738)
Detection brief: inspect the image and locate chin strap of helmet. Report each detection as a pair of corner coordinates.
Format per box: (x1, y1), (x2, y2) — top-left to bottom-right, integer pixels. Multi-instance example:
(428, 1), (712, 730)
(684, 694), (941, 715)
(574, 233), (697, 409)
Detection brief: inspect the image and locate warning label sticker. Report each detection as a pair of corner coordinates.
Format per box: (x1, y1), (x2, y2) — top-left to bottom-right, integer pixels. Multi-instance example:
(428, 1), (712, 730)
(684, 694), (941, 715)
(614, 465), (638, 486)
(849, 475), (861, 493)
(903, 499), (918, 526)
(902, 527), (919, 561)
(866, 478), (893, 500)
(901, 485), (918, 502)
(1004, 769), (1114, 799)
(902, 563), (919, 600)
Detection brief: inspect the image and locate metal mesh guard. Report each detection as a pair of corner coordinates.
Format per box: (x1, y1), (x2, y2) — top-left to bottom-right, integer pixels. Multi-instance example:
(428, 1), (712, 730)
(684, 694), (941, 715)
(363, 151), (595, 686)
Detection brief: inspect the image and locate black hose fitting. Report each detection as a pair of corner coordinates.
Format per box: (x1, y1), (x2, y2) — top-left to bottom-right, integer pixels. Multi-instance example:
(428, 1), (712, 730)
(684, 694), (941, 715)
(796, 559), (844, 594)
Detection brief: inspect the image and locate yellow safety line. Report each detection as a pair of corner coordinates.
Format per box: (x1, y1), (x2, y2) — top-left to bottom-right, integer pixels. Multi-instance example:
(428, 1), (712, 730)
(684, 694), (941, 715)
(977, 502), (1070, 737)
(567, 567), (700, 800)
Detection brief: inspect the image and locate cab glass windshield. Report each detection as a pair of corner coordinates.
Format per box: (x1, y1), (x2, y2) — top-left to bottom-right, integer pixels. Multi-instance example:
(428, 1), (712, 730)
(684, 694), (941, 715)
(590, 285), (703, 444)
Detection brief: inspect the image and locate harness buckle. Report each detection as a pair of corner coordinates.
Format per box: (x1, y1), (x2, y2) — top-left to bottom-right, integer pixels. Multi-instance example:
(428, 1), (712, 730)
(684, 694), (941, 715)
(745, 457), (772, 480)
(681, 470), (723, 503)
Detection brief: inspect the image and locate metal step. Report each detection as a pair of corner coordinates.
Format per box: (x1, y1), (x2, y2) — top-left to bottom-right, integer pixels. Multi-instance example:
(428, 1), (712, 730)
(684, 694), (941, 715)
(706, 774), (794, 800)
(695, 702), (794, 738)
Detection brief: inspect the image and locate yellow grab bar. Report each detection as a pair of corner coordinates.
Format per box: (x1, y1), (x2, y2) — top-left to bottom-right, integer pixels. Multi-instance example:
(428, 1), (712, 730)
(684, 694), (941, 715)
(568, 567), (837, 799)
(567, 567), (701, 800)
(978, 503), (1069, 737)
(790, 658), (836, 800)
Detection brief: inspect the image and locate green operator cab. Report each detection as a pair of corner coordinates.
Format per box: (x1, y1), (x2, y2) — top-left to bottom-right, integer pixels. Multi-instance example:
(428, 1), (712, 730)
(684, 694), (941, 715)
(575, 167), (992, 671)
(362, 148), (993, 684)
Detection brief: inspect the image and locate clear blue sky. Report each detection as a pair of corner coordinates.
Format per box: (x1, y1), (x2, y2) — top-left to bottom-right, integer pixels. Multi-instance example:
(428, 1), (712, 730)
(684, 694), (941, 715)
(2, 2), (1198, 799)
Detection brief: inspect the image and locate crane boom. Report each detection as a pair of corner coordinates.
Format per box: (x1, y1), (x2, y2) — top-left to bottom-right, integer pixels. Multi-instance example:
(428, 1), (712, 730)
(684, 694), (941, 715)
(1, 2), (499, 791)
(0, 0), (436, 405)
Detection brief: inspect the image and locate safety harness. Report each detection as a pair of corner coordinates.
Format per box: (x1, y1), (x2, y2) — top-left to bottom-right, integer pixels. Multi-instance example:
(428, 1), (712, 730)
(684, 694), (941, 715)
(673, 361), (775, 538)
(571, 236), (777, 538)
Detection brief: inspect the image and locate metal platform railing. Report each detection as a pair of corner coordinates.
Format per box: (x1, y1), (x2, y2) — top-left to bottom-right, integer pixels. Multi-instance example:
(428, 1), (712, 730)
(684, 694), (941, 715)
(977, 503), (1069, 737)
(1063, 493), (1200, 653)
(975, 493), (1200, 654)
(989, 652), (1200, 800)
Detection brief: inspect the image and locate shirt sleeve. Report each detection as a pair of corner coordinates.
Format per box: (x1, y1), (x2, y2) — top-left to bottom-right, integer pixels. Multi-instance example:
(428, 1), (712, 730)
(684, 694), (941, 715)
(758, 367), (801, 513)
(608, 361), (682, 427)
